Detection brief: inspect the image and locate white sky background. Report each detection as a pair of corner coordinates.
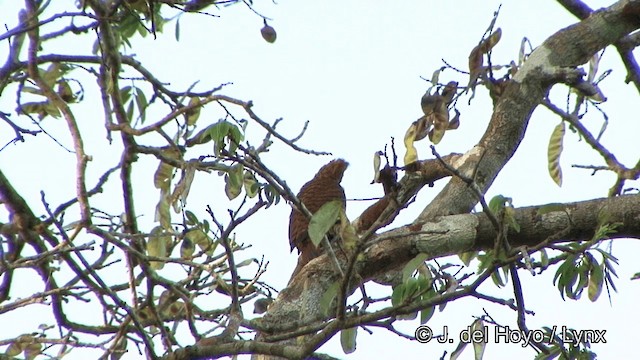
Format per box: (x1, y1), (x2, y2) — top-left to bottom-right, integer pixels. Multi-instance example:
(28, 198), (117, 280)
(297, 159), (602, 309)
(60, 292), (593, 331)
(1, 0), (640, 359)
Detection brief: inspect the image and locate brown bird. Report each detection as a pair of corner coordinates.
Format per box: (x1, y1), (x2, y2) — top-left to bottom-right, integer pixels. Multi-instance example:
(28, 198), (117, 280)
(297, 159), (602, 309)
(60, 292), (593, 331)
(288, 159), (348, 279)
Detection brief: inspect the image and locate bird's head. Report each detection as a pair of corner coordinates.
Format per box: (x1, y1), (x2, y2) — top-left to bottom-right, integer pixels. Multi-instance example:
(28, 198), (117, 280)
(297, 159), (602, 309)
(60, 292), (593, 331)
(315, 159), (348, 183)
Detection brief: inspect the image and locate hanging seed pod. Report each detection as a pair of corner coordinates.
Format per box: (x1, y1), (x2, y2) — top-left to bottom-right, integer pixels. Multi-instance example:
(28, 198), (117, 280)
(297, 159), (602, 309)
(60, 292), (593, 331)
(261, 20), (277, 43)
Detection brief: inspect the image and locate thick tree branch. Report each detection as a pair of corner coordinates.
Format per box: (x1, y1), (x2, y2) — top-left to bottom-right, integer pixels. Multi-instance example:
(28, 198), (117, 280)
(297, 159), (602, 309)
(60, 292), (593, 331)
(256, 193), (640, 358)
(557, 0), (640, 92)
(418, 0), (640, 222)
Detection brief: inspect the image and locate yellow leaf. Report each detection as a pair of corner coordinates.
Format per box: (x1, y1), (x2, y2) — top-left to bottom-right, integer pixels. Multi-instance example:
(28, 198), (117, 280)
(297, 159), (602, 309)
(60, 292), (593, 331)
(468, 46), (483, 88)
(57, 80), (75, 102)
(155, 191), (171, 230)
(180, 237), (195, 259)
(547, 122), (565, 187)
(428, 100), (449, 145)
(186, 228), (216, 255)
(41, 62), (62, 87)
(339, 210), (358, 252)
(170, 163), (196, 212)
(403, 123), (418, 165)
(153, 148), (181, 191)
(24, 342), (42, 360)
(6, 341), (23, 356)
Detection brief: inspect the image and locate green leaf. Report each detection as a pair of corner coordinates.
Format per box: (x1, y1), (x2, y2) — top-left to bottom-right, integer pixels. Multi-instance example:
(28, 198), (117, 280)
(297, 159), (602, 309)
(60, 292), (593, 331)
(504, 206), (520, 233)
(588, 261), (604, 302)
(263, 185), (281, 208)
(553, 254), (576, 285)
(175, 17), (180, 41)
(135, 88), (148, 124)
(402, 253), (428, 282)
(540, 248), (549, 268)
(19, 101), (47, 116)
(186, 97), (201, 126)
(243, 171), (259, 198)
(547, 122), (565, 187)
(450, 337), (468, 360)
(120, 86), (133, 104)
(186, 228), (215, 255)
(488, 194), (508, 214)
(395, 277), (421, 320)
(420, 305), (435, 325)
(319, 282), (339, 316)
(491, 268), (506, 287)
(148, 226), (170, 270)
(391, 283), (405, 307)
(224, 164), (244, 200)
(472, 319), (487, 360)
(562, 266), (579, 300)
(203, 121), (230, 155)
(43, 101), (61, 118)
(418, 275), (436, 324)
(126, 99), (135, 122)
(340, 327), (357, 354)
(185, 210), (198, 225)
(404, 277), (419, 299)
(200, 120), (244, 156)
(591, 221), (621, 242)
(308, 199), (342, 248)
(209, 121), (231, 142)
(236, 258), (255, 268)
(227, 123), (244, 154)
(459, 251), (478, 267)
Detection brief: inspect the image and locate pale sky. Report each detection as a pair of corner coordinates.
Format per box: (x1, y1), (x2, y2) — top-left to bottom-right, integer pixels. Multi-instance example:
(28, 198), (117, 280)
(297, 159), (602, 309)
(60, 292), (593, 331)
(1, 0), (639, 359)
